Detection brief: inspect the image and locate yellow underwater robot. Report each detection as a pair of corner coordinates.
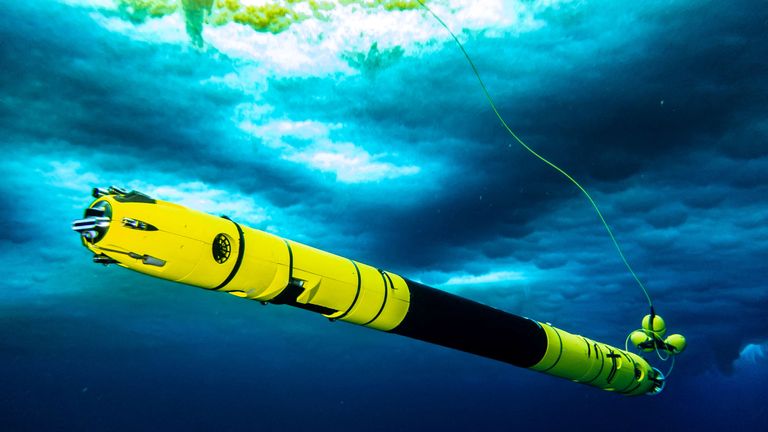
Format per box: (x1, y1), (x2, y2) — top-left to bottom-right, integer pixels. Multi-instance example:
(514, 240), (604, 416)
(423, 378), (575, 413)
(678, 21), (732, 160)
(73, 187), (685, 396)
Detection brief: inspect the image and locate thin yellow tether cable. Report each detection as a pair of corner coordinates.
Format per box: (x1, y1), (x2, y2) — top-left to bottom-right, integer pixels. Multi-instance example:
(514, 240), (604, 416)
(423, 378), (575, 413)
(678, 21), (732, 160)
(415, 0), (653, 308)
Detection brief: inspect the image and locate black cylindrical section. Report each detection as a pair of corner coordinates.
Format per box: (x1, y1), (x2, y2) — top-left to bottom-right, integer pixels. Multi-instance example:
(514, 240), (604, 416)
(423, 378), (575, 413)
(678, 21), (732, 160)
(390, 279), (548, 368)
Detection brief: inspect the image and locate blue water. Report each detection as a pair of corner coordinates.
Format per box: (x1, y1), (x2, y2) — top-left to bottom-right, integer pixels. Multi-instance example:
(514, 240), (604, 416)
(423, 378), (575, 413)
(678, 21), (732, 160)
(2, 1), (767, 430)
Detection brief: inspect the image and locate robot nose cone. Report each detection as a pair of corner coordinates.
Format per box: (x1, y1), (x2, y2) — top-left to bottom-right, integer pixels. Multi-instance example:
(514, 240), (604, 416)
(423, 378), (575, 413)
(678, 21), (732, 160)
(72, 200), (112, 244)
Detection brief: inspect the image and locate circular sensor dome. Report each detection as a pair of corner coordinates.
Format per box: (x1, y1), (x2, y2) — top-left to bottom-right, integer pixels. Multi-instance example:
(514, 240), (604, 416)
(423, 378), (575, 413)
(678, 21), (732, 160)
(212, 233), (232, 264)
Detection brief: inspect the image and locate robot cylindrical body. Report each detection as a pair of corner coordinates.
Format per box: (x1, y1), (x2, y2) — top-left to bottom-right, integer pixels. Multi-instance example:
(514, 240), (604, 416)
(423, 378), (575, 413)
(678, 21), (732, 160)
(73, 189), (664, 396)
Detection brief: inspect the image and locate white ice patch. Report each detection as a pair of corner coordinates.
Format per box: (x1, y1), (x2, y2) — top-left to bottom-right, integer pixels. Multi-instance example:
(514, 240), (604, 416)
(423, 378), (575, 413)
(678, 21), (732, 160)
(88, 12), (189, 45)
(240, 118), (419, 183)
(286, 142), (420, 183)
(241, 118), (341, 150)
(204, 22), (355, 78)
(130, 181), (270, 226)
(57, 0), (117, 9)
(40, 161), (100, 192)
(443, 270), (527, 286)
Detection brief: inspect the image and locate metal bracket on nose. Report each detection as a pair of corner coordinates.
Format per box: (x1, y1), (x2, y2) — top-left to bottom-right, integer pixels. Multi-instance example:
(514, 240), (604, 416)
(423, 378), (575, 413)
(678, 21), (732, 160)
(122, 217), (158, 231)
(92, 186), (128, 198)
(72, 216), (111, 242)
(72, 200), (113, 243)
(127, 252), (166, 267)
(93, 254), (119, 265)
